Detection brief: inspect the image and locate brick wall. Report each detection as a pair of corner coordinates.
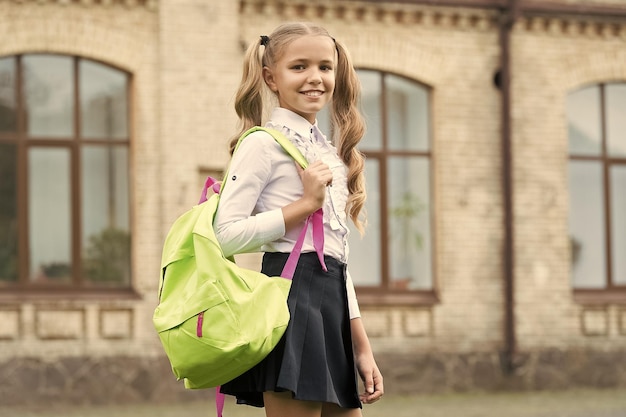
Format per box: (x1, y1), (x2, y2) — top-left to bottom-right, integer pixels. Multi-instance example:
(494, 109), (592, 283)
(512, 15), (626, 349)
(1, 0), (626, 406)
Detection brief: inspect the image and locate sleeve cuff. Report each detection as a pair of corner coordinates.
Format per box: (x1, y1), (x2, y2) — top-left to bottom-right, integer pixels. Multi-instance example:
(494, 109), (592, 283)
(346, 270), (361, 319)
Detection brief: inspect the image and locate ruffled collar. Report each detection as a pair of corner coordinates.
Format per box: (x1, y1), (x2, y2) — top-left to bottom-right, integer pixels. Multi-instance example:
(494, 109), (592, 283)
(268, 107), (326, 143)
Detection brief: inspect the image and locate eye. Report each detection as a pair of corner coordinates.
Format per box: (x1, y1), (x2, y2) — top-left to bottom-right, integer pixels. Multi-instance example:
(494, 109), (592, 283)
(320, 65), (333, 72)
(291, 64), (306, 70)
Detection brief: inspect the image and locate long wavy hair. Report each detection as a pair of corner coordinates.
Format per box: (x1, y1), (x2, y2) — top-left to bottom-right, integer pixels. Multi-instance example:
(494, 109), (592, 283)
(230, 22), (367, 233)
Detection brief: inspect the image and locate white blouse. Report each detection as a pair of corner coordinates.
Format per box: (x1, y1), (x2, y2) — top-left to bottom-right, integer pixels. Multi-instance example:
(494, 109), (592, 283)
(214, 107), (361, 319)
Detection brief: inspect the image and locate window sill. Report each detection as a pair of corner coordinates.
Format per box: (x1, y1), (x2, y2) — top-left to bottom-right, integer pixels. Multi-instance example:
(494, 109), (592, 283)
(355, 288), (439, 306)
(573, 288), (626, 305)
(0, 287), (142, 304)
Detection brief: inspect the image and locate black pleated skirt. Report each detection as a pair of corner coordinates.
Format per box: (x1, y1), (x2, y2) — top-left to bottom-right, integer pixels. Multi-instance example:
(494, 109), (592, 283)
(220, 251), (361, 409)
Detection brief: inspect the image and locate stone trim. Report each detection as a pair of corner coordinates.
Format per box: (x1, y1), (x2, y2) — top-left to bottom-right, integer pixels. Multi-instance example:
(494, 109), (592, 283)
(241, 0), (498, 32)
(2, 350), (626, 405)
(99, 308), (134, 340)
(620, 308), (626, 336)
(241, 0), (626, 38)
(580, 307), (610, 337)
(0, 308), (21, 340)
(517, 16), (626, 39)
(378, 349), (626, 393)
(0, 356), (203, 406)
(5, 0), (157, 11)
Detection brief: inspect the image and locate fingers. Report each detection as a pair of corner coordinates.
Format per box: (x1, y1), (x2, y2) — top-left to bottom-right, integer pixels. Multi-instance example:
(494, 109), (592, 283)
(364, 371), (374, 395)
(301, 160), (333, 186)
(360, 369), (384, 405)
(296, 161), (333, 209)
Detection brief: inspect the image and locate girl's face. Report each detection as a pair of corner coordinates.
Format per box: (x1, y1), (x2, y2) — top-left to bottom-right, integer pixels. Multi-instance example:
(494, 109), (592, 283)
(263, 35), (336, 124)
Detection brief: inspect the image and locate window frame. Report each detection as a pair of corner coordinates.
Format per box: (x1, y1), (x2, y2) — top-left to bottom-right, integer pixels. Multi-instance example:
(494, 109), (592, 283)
(568, 82), (626, 304)
(0, 54), (135, 299)
(352, 69), (438, 305)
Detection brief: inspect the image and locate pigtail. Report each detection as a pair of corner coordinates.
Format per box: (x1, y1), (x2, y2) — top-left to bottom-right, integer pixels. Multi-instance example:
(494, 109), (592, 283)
(229, 40), (267, 154)
(331, 39), (367, 234)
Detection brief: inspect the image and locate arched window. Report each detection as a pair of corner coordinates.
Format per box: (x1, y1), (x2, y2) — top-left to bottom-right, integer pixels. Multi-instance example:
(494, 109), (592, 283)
(322, 70), (434, 299)
(0, 54), (131, 290)
(568, 82), (626, 291)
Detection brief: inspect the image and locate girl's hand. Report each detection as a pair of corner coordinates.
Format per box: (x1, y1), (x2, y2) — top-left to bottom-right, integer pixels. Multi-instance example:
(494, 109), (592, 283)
(296, 161), (332, 211)
(356, 352), (384, 404)
(281, 161), (332, 230)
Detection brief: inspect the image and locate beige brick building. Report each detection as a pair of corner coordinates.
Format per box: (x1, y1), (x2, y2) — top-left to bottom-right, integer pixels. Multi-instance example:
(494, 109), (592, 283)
(0, 0), (625, 405)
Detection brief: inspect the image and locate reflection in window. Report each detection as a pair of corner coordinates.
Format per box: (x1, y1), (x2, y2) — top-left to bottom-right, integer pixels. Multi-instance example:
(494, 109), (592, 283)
(567, 86), (602, 156)
(606, 84), (626, 158)
(349, 159), (381, 287)
(359, 71), (382, 150)
(349, 70), (432, 292)
(28, 148), (72, 283)
(0, 54), (131, 290)
(567, 83), (626, 290)
(81, 146), (131, 286)
(0, 143), (17, 282)
(610, 166), (626, 285)
(23, 55), (74, 138)
(386, 75), (429, 152)
(388, 157), (431, 289)
(80, 60), (128, 140)
(568, 161), (606, 288)
(0, 57), (16, 132)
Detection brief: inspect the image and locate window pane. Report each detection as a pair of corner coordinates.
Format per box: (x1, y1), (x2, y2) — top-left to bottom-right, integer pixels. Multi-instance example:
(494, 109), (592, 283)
(0, 57), (16, 133)
(611, 165), (626, 285)
(80, 60), (128, 140)
(0, 143), (18, 282)
(606, 84), (626, 157)
(28, 148), (72, 283)
(358, 70), (382, 150)
(23, 55), (74, 138)
(568, 161), (606, 288)
(386, 75), (429, 152)
(567, 86), (601, 156)
(81, 145), (130, 286)
(349, 159), (381, 286)
(388, 156), (432, 290)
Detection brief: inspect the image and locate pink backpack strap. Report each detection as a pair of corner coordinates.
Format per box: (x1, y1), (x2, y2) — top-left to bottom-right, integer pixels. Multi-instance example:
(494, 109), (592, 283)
(216, 387), (225, 417)
(199, 176), (221, 204)
(282, 208), (327, 279)
(311, 208), (327, 272)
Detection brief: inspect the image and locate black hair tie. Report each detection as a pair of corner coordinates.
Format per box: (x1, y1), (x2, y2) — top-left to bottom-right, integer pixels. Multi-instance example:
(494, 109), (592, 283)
(260, 35), (270, 46)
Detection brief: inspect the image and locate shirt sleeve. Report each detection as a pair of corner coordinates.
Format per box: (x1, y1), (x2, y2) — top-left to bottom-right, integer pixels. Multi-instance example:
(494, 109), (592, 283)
(214, 132), (286, 258)
(346, 269), (361, 319)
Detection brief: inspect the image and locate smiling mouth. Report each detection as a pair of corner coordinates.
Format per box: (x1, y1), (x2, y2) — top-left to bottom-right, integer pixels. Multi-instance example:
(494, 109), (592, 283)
(302, 91), (323, 97)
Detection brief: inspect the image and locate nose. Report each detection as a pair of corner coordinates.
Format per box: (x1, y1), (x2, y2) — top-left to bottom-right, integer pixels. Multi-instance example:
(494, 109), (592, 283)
(307, 69), (323, 84)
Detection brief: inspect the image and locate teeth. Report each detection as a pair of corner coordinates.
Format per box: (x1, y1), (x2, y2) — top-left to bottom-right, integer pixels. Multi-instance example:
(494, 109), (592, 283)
(303, 91), (322, 96)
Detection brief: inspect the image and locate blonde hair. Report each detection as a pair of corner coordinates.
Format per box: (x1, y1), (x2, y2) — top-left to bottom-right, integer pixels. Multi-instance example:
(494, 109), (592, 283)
(230, 22), (367, 233)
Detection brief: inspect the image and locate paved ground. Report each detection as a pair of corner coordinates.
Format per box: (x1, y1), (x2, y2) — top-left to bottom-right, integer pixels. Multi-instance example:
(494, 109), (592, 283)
(2, 388), (626, 417)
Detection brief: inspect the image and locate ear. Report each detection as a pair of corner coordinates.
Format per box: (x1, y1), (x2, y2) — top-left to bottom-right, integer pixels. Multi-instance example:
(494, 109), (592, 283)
(263, 66), (278, 93)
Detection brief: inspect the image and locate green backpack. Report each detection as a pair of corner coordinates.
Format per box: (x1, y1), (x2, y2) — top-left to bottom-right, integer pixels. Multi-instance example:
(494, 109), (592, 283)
(153, 127), (323, 391)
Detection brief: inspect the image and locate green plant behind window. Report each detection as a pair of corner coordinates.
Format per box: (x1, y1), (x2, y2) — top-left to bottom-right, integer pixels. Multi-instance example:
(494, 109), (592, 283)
(83, 227), (130, 285)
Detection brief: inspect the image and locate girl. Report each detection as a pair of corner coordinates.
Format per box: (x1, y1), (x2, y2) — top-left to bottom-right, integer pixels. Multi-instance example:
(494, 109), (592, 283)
(214, 22), (384, 417)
